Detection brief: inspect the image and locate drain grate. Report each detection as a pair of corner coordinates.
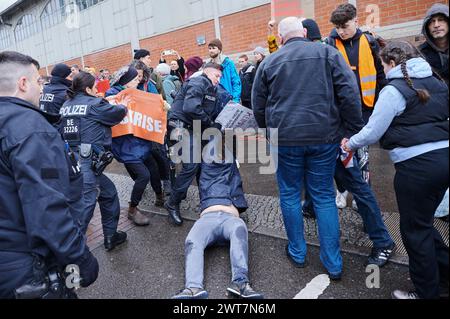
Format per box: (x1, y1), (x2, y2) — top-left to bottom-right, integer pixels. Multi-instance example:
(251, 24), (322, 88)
(359, 214), (449, 257)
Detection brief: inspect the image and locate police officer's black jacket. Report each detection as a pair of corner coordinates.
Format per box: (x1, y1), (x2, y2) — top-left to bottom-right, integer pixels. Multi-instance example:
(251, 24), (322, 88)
(39, 76), (71, 115)
(59, 92), (127, 149)
(0, 96), (93, 267)
(168, 74), (219, 128)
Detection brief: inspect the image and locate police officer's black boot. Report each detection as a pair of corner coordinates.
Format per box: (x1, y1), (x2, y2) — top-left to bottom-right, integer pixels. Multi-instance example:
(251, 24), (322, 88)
(104, 231), (128, 251)
(164, 201), (183, 226)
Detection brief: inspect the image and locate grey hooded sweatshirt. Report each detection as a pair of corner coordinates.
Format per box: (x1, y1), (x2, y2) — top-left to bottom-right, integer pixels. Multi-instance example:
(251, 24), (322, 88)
(419, 3), (449, 85)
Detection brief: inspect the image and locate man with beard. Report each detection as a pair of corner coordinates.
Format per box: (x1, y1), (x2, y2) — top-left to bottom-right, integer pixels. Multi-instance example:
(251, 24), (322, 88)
(206, 39), (241, 103)
(419, 3), (449, 87)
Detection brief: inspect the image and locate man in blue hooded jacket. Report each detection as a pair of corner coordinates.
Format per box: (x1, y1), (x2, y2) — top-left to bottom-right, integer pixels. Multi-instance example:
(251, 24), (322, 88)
(206, 39), (242, 103)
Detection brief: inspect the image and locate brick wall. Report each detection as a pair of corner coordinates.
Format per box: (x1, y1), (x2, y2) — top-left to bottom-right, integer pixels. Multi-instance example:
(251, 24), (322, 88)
(315, 0), (449, 38)
(139, 20), (216, 68)
(314, 0), (347, 37)
(357, 0), (449, 28)
(219, 5), (271, 55)
(42, 1), (448, 75)
(43, 43), (132, 75)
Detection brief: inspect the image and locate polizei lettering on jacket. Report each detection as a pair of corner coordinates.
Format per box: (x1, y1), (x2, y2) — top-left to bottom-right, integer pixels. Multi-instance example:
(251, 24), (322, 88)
(120, 109), (163, 133)
(59, 105), (89, 117)
(40, 93), (55, 102)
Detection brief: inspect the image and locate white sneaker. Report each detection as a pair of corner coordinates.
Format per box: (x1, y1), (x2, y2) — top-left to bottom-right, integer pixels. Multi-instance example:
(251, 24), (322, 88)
(352, 200), (358, 210)
(336, 191), (348, 209)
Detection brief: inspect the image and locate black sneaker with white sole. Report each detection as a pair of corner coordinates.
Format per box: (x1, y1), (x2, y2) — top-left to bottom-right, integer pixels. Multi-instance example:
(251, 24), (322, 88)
(171, 288), (208, 299)
(391, 290), (420, 299)
(367, 243), (396, 267)
(227, 282), (264, 299)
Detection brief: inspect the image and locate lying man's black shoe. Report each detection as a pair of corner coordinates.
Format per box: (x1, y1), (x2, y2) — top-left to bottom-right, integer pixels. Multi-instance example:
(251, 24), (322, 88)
(172, 288), (208, 299)
(164, 202), (183, 226)
(104, 231), (127, 251)
(227, 282), (264, 299)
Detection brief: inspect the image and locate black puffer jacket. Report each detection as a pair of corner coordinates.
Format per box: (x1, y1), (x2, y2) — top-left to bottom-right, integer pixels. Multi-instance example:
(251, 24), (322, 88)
(239, 64), (256, 104)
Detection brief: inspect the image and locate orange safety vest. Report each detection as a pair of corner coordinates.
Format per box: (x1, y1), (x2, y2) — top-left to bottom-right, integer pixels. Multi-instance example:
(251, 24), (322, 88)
(335, 35), (377, 108)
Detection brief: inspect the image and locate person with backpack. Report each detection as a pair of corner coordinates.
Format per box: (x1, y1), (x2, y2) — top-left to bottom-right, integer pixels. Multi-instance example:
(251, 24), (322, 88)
(155, 63), (182, 105)
(206, 39), (242, 103)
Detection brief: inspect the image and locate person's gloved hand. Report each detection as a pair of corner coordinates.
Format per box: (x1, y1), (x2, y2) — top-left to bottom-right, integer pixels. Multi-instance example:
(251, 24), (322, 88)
(211, 122), (222, 131)
(78, 250), (99, 288)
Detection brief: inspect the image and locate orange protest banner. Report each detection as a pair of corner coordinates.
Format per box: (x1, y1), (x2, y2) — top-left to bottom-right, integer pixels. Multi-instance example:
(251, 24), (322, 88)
(111, 88), (167, 144)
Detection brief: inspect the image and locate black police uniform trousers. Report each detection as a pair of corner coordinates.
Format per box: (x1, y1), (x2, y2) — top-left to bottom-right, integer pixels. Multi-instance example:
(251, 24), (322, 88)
(167, 126), (202, 206)
(80, 157), (120, 237)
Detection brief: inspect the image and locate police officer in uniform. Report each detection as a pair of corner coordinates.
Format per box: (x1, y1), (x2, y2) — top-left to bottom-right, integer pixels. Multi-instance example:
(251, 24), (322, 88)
(0, 51), (99, 299)
(60, 71), (128, 251)
(165, 62), (227, 225)
(39, 63), (72, 115)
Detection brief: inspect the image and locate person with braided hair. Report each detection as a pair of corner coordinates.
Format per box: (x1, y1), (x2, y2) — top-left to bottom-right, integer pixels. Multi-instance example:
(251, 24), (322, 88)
(342, 41), (449, 299)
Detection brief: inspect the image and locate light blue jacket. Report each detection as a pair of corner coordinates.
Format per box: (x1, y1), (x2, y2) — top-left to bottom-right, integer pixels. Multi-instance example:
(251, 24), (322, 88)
(220, 57), (242, 103)
(348, 58), (449, 163)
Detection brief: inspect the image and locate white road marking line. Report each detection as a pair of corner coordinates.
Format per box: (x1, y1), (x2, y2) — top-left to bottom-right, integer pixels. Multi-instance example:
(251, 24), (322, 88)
(294, 274), (331, 299)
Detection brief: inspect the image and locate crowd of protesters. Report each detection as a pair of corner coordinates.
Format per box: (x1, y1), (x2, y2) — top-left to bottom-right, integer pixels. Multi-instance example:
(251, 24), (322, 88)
(0, 2), (448, 300)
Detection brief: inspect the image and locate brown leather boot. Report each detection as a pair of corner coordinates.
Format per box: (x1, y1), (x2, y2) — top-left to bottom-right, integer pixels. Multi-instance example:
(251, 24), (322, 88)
(154, 192), (165, 207)
(128, 205), (150, 226)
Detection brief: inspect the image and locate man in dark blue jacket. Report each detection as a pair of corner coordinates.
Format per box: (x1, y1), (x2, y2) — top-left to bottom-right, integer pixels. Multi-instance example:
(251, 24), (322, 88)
(0, 51), (98, 299)
(172, 140), (263, 300)
(39, 63), (72, 115)
(252, 17), (363, 280)
(165, 63), (230, 226)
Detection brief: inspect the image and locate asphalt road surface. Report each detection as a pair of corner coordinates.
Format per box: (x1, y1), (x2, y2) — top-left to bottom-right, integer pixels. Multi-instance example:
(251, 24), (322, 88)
(78, 212), (412, 300)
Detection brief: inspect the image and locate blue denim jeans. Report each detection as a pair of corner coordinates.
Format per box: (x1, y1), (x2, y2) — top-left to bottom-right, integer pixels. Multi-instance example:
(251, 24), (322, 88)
(184, 212), (249, 289)
(304, 156), (394, 249)
(80, 158), (120, 237)
(272, 144), (342, 275)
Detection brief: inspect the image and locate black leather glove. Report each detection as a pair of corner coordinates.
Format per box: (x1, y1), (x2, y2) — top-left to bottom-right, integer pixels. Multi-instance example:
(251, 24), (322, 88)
(211, 122), (222, 131)
(78, 250), (99, 288)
